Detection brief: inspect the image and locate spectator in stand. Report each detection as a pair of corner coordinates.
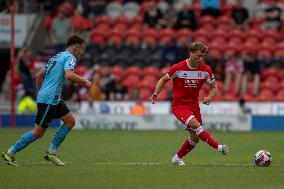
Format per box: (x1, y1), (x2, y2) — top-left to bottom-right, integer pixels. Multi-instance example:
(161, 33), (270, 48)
(174, 4), (197, 30)
(223, 53), (244, 95)
(17, 90), (37, 114)
(143, 0), (165, 29)
(88, 72), (105, 101)
(109, 78), (129, 101)
(161, 1), (177, 28)
(240, 52), (260, 96)
(230, 0), (249, 31)
(83, 0), (106, 18)
(201, 0), (221, 18)
(129, 99), (147, 115)
(238, 98), (251, 115)
(61, 81), (79, 102)
(100, 66), (116, 100)
(18, 49), (35, 93)
(261, 0), (282, 31)
(50, 7), (73, 52)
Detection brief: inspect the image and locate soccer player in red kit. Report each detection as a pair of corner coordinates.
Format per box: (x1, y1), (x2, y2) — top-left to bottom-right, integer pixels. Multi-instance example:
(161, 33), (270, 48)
(150, 42), (229, 166)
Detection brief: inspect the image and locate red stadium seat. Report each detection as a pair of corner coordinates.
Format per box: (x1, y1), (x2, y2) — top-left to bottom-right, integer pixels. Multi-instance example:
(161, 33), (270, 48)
(123, 75), (140, 88)
(223, 93), (238, 101)
(139, 88), (152, 101)
(108, 35), (123, 46)
(260, 80), (278, 93)
(216, 15), (231, 26)
(194, 28), (210, 41)
(212, 28), (228, 39)
(143, 28), (159, 39)
(96, 16), (112, 27)
(114, 16), (129, 26)
(111, 66), (124, 78)
(142, 36), (157, 47)
(143, 66), (161, 78)
(140, 78), (157, 90)
(264, 29), (280, 41)
(164, 80), (173, 91)
(246, 28), (263, 40)
(274, 50), (284, 59)
(257, 89), (274, 101)
(125, 36), (140, 46)
(176, 28), (193, 38)
(127, 28), (141, 38)
(74, 65), (88, 76)
(90, 35), (105, 45)
(159, 29), (175, 45)
(131, 15), (143, 25)
(208, 49), (222, 59)
(229, 29), (245, 40)
(258, 50), (273, 59)
(126, 66), (142, 76)
(261, 67), (279, 79)
(158, 90), (168, 101)
(70, 14), (85, 30)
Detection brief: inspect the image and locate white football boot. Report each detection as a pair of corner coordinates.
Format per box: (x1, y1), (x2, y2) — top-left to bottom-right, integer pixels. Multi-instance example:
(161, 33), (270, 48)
(171, 154), (185, 166)
(218, 145), (229, 155)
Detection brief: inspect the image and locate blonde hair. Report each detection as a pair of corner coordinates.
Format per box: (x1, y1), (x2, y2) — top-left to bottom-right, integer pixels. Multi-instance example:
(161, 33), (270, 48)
(188, 42), (208, 54)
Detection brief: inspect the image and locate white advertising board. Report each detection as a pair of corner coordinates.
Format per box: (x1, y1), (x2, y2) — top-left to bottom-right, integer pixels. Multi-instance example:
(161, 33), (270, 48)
(74, 114), (252, 131)
(0, 14), (35, 48)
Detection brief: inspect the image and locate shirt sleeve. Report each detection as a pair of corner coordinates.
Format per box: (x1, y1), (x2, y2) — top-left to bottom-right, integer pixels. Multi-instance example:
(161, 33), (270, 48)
(167, 64), (178, 79)
(205, 66), (215, 84)
(64, 56), (76, 71)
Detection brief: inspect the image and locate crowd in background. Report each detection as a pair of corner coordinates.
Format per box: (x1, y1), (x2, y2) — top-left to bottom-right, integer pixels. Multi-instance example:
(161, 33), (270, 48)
(2, 0), (284, 112)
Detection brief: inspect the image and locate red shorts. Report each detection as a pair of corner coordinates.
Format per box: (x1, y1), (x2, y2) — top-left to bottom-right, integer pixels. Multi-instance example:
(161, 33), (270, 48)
(172, 105), (202, 129)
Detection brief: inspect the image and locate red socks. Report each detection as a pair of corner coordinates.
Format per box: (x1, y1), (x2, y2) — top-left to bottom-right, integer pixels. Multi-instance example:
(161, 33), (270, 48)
(194, 126), (219, 149)
(177, 139), (197, 158)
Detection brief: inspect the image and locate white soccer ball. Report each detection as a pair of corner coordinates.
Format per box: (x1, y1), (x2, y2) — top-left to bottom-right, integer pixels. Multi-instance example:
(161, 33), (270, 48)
(254, 150), (272, 166)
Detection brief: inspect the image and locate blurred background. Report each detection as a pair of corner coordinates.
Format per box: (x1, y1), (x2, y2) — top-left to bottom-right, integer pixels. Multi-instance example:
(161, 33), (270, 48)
(1, 0), (284, 131)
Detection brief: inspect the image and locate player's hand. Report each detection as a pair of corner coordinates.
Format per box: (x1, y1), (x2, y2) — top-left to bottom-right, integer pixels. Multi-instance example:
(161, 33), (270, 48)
(202, 96), (211, 105)
(150, 93), (158, 104)
(85, 80), (92, 88)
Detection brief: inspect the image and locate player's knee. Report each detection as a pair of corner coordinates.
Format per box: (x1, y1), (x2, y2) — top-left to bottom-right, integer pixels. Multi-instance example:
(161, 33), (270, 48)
(65, 118), (75, 129)
(32, 129), (44, 138)
(188, 120), (201, 130)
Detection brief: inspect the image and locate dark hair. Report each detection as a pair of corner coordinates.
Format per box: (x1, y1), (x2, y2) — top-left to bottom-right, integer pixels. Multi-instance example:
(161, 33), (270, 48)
(66, 35), (85, 47)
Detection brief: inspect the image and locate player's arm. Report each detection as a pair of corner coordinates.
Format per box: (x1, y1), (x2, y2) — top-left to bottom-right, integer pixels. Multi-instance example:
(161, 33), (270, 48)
(35, 68), (45, 92)
(64, 70), (91, 87)
(202, 81), (218, 105)
(150, 75), (171, 104)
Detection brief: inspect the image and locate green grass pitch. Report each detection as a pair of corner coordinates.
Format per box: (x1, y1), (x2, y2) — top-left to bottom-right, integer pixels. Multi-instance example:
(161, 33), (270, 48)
(0, 128), (284, 189)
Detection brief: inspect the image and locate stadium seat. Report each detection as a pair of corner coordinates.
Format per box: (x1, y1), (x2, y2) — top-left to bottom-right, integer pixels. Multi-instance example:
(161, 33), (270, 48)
(126, 66), (142, 77)
(261, 67), (279, 79)
(164, 80), (173, 91)
(131, 15), (143, 26)
(258, 50), (273, 59)
(257, 89), (274, 101)
(106, 2), (123, 18)
(96, 16), (112, 28)
(90, 35), (105, 45)
(111, 66), (124, 78)
(260, 80), (278, 93)
(230, 29), (245, 40)
(139, 88), (152, 101)
(140, 78), (157, 90)
(158, 90), (168, 101)
(194, 28), (210, 42)
(246, 28), (263, 40)
(223, 93), (238, 101)
(74, 65), (88, 77)
(212, 28), (228, 40)
(108, 35), (124, 47)
(143, 66), (161, 78)
(114, 16), (129, 27)
(123, 75), (140, 88)
(123, 2), (140, 19)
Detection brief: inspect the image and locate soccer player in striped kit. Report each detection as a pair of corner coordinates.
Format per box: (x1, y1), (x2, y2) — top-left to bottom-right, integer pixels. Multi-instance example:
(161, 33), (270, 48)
(150, 42), (229, 166)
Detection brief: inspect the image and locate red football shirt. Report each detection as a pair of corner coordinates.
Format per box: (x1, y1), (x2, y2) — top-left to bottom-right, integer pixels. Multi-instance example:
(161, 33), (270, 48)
(167, 59), (215, 107)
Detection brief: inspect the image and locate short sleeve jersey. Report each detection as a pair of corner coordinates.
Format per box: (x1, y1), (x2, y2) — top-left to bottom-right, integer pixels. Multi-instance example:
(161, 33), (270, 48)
(37, 51), (76, 105)
(167, 59), (215, 107)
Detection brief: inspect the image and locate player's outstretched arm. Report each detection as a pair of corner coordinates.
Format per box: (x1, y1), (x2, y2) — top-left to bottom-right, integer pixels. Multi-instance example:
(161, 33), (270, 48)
(65, 70), (91, 87)
(202, 81), (218, 105)
(150, 75), (171, 104)
(35, 68), (46, 92)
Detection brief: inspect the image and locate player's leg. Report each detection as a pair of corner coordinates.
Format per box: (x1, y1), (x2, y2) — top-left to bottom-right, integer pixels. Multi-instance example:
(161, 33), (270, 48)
(172, 130), (199, 166)
(176, 130), (199, 158)
(187, 118), (229, 154)
(48, 112), (75, 154)
(2, 103), (50, 165)
(44, 101), (73, 166)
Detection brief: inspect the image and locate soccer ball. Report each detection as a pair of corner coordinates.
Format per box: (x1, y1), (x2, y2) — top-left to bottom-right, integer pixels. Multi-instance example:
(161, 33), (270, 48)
(254, 150), (272, 166)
